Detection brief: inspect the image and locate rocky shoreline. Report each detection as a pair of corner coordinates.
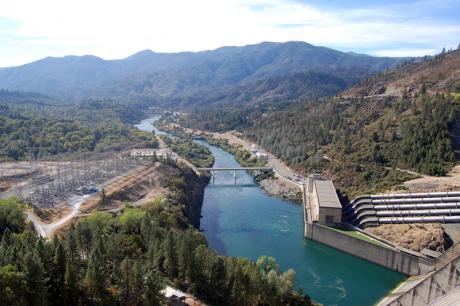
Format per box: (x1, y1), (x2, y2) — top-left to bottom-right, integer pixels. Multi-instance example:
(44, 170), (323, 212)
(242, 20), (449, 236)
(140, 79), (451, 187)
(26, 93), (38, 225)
(155, 120), (304, 204)
(258, 177), (302, 203)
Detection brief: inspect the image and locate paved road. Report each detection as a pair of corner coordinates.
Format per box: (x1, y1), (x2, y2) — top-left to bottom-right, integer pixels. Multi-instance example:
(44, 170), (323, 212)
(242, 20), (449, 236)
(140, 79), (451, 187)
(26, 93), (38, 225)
(211, 131), (301, 180)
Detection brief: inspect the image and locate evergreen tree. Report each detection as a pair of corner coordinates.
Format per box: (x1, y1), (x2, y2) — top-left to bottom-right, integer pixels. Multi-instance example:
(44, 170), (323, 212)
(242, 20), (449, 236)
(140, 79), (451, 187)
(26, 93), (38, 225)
(24, 253), (48, 306)
(131, 261), (144, 305)
(177, 230), (194, 280)
(143, 267), (165, 306)
(48, 241), (66, 305)
(100, 189), (107, 205)
(209, 256), (227, 303)
(163, 231), (177, 277)
(64, 258), (79, 306)
(84, 248), (105, 302)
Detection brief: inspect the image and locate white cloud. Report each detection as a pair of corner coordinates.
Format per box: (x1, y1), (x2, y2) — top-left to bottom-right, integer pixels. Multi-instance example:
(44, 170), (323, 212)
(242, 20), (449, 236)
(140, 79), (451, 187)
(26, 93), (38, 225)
(0, 0), (458, 66)
(371, 48), (439, 57)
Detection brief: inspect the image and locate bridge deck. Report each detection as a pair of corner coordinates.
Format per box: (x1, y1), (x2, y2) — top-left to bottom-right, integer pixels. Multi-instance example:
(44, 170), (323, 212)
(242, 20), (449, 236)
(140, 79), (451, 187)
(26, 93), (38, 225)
(197, 167), (273, 171)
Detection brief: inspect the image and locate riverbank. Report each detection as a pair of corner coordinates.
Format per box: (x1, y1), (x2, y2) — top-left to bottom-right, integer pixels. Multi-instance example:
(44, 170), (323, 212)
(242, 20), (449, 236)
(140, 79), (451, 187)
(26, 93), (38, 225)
(194, 133), (406, 306)
(259, 177), (302, 203)
(137, 115), (412, 305)
(155, 120), (303, 203)
(137, 116), (318, 305)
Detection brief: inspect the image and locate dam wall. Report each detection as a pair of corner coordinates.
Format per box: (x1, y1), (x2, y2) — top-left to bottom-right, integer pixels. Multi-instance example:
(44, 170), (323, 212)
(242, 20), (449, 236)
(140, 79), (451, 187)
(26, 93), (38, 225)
(378, 244), (460, 305)
(305, 222), (434, 276)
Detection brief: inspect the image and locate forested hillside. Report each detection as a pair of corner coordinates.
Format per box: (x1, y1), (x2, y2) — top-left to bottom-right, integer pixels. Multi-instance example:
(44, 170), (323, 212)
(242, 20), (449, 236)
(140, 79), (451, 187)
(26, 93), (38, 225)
(178, 48), (460, 198)
(0, 101), (158, 161)
(0, 161), (312, 306)
(167, 71), (349, 108)
(344, 48), (460, 97)
(0, 42), (404, 106)
(0, 90), (57, 105)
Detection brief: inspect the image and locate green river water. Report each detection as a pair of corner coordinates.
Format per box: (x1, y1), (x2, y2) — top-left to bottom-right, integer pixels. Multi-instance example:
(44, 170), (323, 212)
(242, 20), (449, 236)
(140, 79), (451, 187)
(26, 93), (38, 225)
(137, 117), (406, 306)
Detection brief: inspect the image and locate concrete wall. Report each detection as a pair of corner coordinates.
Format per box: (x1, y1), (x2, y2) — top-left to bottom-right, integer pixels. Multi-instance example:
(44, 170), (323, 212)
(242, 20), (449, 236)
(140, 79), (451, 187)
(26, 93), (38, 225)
(379, 255), (460, 305)
(305, 222), (434, 276)
(319, 207), (341, 225)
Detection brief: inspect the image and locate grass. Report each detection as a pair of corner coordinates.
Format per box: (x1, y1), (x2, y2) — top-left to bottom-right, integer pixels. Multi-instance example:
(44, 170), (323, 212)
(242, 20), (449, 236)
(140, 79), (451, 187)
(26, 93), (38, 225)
(328, 225), (393, 249)
(449, 92), (460, 100)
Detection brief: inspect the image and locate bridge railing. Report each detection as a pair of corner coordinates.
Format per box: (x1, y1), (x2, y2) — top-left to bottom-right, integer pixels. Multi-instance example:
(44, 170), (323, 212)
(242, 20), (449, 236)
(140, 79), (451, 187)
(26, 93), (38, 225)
(196, 167), (273, 171)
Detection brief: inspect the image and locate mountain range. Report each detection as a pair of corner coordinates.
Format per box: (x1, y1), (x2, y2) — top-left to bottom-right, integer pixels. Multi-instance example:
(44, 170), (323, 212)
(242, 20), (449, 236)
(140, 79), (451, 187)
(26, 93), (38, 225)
(0, 41), (406, 106)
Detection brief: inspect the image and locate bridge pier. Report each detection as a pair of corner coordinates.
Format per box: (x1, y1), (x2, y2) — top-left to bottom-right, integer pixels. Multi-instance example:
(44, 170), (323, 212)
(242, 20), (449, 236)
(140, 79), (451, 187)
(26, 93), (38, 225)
(196, 167), (273, 185)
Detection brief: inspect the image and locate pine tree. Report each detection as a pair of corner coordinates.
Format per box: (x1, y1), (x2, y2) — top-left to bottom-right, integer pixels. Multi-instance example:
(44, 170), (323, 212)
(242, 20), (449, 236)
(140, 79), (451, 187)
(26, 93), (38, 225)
(131, 261), (144, 305)
(64, 258), (79, 306)
(48, 241), (66, 305)
(100, 189), (107, 205)
(177, 230), (193, 280)
(420, 83), (426, 94)
(120, 259), (132, 305)
(24, 253), (48, 306)
(162, 231), (177, 277)
(84, 248), (105, 302)
(143, 267), (165, 306)
(209, 257), (227, 303)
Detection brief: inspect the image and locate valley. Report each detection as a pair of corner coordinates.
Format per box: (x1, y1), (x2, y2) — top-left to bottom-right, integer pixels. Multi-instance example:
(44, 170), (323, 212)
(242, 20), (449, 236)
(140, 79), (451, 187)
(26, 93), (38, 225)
(0, 38), (459, 306)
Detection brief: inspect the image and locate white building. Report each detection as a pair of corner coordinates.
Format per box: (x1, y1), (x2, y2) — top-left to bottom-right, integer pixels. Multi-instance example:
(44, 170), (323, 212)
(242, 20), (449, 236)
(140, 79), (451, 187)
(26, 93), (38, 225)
(255, 152), (268, 159)
(130, 149), (163, 158)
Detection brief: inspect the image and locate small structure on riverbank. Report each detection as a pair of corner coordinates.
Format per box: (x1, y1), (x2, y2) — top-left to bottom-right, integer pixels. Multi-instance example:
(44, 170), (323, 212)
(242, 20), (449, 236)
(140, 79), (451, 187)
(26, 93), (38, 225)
(255, 151), (268, 160)
(130, 148), (165, 159)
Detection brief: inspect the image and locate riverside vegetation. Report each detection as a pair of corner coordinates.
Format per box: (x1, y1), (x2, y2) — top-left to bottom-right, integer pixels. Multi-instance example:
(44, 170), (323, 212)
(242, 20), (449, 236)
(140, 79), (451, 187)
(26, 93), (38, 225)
(161, 136), (214, 168)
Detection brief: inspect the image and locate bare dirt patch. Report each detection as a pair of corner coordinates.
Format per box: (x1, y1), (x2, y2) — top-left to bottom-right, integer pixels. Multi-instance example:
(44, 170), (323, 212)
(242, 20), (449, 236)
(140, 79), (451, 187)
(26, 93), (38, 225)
(366, 223), (451, 252)
(401, 164), (460, 193)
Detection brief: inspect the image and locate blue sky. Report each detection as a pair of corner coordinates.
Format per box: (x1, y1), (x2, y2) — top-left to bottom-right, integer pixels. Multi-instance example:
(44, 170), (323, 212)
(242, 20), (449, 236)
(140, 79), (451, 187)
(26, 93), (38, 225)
(0, 0), (459, 67)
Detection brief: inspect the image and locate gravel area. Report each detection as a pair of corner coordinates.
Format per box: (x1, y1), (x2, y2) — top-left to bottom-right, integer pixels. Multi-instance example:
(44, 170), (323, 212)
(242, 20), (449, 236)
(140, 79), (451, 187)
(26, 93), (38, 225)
(259, 177), (301, 203)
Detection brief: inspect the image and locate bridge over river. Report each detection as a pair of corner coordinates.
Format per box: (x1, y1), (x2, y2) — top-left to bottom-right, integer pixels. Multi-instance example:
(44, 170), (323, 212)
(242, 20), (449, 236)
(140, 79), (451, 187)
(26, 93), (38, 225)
(197, 167), (273, 183)
(197, 167), (273, 171)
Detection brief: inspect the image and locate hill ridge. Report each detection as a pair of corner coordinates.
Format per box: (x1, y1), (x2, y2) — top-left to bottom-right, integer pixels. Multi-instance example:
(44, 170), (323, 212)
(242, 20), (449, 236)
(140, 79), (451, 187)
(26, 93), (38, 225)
(0, 41), (406, 103)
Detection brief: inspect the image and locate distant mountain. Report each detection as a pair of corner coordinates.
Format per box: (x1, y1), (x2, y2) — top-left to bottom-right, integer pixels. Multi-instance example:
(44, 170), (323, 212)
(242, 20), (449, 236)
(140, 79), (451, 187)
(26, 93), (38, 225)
(0, 41), (406, 105)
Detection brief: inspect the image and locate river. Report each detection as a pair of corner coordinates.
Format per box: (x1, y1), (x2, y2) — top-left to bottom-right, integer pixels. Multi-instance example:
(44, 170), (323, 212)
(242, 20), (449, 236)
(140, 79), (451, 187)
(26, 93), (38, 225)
(136, 116), (405, 306)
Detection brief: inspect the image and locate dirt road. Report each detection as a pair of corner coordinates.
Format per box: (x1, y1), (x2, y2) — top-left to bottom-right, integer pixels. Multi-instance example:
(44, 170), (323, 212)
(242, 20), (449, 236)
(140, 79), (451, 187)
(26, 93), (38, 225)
(26, 194), (90, 238)
(211, 131), (300, 179)
(403, 165), (460, 192)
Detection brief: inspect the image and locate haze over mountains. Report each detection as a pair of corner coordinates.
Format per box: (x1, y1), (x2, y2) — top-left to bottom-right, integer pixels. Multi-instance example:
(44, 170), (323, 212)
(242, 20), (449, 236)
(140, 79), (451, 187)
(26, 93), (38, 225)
(0, 41), (406, 106)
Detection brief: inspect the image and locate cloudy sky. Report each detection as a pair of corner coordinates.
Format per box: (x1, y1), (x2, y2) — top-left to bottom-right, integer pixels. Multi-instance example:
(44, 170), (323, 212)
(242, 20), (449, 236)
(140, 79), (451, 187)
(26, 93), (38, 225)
(0, 0), (459, 67)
